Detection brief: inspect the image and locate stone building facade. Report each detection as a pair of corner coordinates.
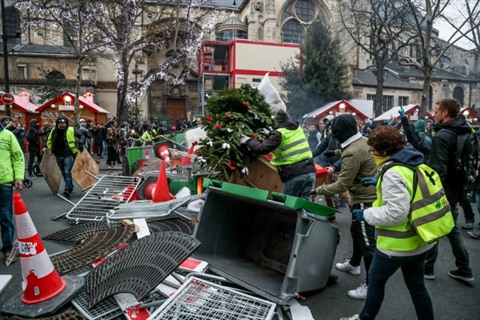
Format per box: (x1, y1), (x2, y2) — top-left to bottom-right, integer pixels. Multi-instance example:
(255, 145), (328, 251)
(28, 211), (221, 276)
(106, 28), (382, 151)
(1, 0), (478, 122)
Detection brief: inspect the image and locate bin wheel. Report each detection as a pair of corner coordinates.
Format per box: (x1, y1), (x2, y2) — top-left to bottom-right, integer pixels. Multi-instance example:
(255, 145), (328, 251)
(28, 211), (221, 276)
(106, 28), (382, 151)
(32, 163), (43, 177)
(23, 179), (33, 188)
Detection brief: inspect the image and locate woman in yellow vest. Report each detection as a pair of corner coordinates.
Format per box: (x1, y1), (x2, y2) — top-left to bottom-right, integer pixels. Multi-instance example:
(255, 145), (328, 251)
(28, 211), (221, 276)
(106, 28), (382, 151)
(341, 126), (434, 320)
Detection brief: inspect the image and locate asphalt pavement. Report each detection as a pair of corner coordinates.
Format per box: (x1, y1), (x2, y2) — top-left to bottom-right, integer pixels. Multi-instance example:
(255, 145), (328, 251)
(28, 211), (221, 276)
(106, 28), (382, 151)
(0, 163), (479, 319)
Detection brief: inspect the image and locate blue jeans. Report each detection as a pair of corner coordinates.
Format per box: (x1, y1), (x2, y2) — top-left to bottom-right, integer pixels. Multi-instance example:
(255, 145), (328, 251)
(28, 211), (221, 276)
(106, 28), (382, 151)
(424, 203), (472, 276)
(56, 155), (75, 193)
(473, 192), (480, 233)
(0, 185), (14, 254)
(283, 172), (316, 200)
(360, 250), (433, 320)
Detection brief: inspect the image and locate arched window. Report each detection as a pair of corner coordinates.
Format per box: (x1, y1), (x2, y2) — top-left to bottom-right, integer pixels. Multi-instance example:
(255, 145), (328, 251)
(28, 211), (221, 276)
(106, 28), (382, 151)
(281, 0), (317, 44)
(453, 86), (464, 107)
(47, 71), (66, 80)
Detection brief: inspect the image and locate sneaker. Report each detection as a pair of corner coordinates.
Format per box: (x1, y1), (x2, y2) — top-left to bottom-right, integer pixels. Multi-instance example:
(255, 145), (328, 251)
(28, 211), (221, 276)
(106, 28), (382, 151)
(63, 191), (71, 198)
(339, 315), (360, 320)
(424, 273), (435, 280)
(448, 270), (474, 282)
(468, 231), (480, 239)
(336, 259), (361, 275)
(462, 221), (475, 229)
(347, 283), (368, 300)
(4, 251), (17, 264)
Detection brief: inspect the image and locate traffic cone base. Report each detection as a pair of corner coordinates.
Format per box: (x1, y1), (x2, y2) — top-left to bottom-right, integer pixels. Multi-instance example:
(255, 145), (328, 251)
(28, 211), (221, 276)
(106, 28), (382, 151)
(152, 162), (176, 202)
(1, 275), (84, 318)
(2, 193), (85, 316)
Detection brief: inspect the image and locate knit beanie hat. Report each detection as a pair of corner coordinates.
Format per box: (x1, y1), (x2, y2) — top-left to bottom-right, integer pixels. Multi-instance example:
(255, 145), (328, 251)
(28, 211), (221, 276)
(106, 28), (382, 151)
(414, 120), (425, 132)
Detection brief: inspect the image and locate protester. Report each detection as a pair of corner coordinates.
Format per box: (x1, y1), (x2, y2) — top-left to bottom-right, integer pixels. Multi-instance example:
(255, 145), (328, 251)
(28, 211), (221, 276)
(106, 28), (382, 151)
(39, 120), (52, 153)
(26, 119), (42, 177)
(241, 110), (316, 199)
(106, 127), (119, 168)
(46, 115), (79, 198)
(92, 123), (105, 159)
(77, 118), (92, 153)
(313, 114), (377, 300)
(0, 117), (24, 262)
(140, 125), (154, 145)
(424, 98), (474, 282)
(340, 126), (434, 320)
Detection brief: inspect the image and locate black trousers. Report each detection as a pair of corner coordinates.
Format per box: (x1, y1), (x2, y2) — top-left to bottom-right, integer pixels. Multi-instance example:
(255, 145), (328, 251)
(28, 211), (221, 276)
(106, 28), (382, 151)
(349, 202), (376, 285)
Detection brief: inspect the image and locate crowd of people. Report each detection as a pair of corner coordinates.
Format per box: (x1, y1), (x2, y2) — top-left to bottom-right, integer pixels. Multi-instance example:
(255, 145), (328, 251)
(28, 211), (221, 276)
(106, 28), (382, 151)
(1, 99), (478, 318)
(241, 98), (477, 320)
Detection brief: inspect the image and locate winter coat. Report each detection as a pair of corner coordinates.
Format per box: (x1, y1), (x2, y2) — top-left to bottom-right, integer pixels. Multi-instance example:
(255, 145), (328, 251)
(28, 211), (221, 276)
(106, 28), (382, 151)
(315, 133), (377, 204)
(26, 119), (41, 151)
(428, 118), (471, 204)
(363, 146), (432, 256)
(0, 127), (25, 184)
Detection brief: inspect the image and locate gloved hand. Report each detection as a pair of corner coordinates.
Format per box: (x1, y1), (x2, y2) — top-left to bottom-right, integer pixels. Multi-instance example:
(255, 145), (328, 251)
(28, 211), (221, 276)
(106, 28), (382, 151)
(240, 135), (251, 144)
(259, 128), (270, 135)
(323, 149), (336, 157)
(398, 107), (406, 117)
(361, 177), (378, 186)
(352, 209), (364, 221)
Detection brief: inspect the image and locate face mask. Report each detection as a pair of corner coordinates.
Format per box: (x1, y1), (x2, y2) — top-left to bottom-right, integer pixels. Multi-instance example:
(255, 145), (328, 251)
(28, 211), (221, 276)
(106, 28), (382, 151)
(371, 154), (389, 166)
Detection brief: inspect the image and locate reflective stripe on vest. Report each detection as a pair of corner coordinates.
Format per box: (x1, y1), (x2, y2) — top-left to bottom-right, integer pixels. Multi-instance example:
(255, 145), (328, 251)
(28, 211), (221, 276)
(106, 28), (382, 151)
(271, 127), (312, 166)
(373, 165), (423, 251)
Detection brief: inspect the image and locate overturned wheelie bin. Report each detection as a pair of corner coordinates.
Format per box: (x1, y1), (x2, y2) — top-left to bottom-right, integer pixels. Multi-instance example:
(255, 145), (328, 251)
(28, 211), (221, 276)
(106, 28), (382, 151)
(194, 180), (339, 305)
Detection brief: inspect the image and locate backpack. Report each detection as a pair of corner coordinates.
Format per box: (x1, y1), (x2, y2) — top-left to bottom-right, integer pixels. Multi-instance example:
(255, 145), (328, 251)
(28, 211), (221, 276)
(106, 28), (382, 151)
(380, 163), (454, 243)
(443, 130), (478, 188)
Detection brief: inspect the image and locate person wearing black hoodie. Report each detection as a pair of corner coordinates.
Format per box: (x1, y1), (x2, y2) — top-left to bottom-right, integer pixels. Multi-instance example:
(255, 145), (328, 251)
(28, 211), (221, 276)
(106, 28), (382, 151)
(313, 113), (377, 300)
(46, 115), (80, 198)
(424, 98), (473, 282)
(26, 119), (42, 177)
(242, 110), (316, 199)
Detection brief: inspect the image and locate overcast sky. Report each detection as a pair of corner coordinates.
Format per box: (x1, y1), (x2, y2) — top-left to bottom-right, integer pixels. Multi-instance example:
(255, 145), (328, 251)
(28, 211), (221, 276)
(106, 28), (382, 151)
(435, 0), (476, 50)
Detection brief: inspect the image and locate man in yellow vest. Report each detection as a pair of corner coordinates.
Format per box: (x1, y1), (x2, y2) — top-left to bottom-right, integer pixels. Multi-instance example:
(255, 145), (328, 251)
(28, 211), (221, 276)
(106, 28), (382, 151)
(47, 115), (79, 198)
(241, 110), (316, 199)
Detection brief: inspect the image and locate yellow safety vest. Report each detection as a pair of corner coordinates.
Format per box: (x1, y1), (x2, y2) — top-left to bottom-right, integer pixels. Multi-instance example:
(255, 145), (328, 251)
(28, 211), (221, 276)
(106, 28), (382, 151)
(374, 164), (454, 251)
(46, 127), (78, 154)
(271, 127), (312, 166)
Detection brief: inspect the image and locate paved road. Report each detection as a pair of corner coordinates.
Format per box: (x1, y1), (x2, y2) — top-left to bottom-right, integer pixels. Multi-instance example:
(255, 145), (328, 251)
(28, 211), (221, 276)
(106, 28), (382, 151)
(0, 172), (479, 320)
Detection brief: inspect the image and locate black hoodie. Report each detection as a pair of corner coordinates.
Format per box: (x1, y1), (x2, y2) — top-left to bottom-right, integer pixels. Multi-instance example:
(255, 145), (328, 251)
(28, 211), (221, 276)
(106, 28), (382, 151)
(331, 114), (358, 144)
(51, 115), (73, 157)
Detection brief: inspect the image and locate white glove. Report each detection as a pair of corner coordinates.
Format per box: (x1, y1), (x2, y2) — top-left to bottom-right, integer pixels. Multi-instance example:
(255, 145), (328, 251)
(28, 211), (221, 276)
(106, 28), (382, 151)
(240, 135), (251, 144)
(259, 128), (270, 135)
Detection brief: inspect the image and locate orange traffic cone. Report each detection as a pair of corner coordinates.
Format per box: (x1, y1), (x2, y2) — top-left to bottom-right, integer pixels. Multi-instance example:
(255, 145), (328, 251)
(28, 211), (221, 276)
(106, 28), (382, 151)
(1, 194), (84, 317)
(180, 141), (198, 165)
(152, 162), (175, 202)
(158, 145), (171, 164)
(145, 149), (150, 159)
(13, 193), (66, 304)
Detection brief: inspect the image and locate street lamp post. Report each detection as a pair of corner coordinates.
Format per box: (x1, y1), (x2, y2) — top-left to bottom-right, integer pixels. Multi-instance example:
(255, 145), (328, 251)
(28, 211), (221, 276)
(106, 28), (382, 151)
(1, 0), (11, 116)
(132, 64), (142, 123)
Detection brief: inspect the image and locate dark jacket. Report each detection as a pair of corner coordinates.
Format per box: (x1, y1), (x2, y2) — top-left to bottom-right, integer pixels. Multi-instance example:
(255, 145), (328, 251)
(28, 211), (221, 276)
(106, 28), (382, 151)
(245, 119), (315, 182)
(26, 119), (41, 151)
(428, 118), (471, 204)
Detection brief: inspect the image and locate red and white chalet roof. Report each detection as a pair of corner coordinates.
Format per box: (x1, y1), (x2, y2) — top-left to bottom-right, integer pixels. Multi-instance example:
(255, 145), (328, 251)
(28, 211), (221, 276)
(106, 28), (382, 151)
(36, 92), (109, 114)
